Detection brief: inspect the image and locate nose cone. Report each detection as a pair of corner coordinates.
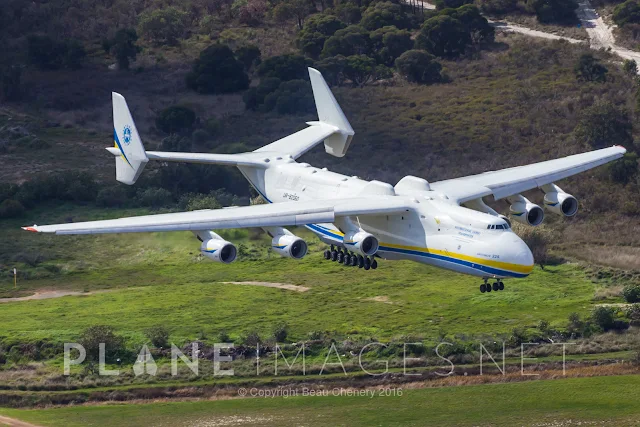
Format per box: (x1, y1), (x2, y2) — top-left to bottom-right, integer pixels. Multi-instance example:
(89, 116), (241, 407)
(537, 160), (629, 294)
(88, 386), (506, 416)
(499, 233), (534, 277)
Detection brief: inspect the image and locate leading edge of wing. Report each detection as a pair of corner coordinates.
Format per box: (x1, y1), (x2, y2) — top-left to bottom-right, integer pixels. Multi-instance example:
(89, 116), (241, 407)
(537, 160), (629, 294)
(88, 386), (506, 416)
(22, 196), (413, 235)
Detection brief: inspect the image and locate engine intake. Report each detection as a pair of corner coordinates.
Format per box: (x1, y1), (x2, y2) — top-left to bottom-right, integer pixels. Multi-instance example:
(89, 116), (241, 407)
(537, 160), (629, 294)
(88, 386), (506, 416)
(344, 230), (379, 256)
(544, 192), (578, 217)
(271, 234), (308, 259)
(201, 239), (237, 263)
(509, 196), (544, 227)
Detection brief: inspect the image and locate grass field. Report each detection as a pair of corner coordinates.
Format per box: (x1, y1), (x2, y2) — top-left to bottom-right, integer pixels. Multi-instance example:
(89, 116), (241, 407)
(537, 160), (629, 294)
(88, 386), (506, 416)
(1, 375), (639, 426)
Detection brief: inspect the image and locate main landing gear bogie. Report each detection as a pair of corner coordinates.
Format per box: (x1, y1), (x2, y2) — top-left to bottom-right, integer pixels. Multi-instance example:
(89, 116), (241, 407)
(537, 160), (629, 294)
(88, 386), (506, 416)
(480, 279), (505, 293)
(326, 245), (378, 271)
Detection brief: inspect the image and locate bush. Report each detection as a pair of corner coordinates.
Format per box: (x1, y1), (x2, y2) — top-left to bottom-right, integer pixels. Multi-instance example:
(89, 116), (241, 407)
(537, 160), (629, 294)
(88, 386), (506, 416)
(626, 304), (640, 325)
(109, 29), (139, 70)
(441, 5), (494, 45)
(138, 7), (188, 45)
(161, 135), (192, 152)
(257, 54), (311, 81)
(137, 187), (173, 208)
(613, 0), (640, 27)
(480, 0), (518, 14)
(415, 15), (470, 58)
(14, 171), (98, 207)
(243, 77), (282, 110)
(235, 45), (261, 71)
(371, 26), (413, 65)
(395, 50), (443, 84)
(609, 153), (638, 184)
(192, 129), (211, 145)
(342, 54), (378, 87)
(27, 35), (85, 70)
(297, 14), (346, 58)
(273, 322), (289, 342)
(623, 59), (638, 76)
(360, 1), (411, 31)
(243, 330), (262, 346)
(96, 187), (129, 208)
(574, 100), (633, 150)
(591, 306), (616, 331)
(79, 325), (125, 363)
(263, 79), (315, 114)
(622, 284), (640, 303)
(575, 53), (608, 82)
(180, 193), (222, 210)
(145, 326), (170, 348)
(314, 55), (349, 86)
(156, 106), (197, 135)
(186, 44), (250, 94)
(0, 199), (25, 218)
(322, 25), (372, 58)
(435, 0), (474, 9)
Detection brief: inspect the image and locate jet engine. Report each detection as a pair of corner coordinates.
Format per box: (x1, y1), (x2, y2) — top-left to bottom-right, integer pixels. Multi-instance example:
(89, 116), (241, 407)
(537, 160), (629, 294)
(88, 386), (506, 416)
(542, 184), (578, 217)
(200, 238), (237, 263)
(344, 230), (379, 256)
(508, 195), (544, 227)
(271, 234), (308, 259)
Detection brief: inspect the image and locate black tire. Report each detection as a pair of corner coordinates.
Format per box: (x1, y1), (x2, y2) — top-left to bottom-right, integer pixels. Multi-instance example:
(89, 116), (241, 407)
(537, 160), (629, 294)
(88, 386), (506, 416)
(364, 258), (371, 270)
(331, 251), (338, 261)
(324, 250), (330, 260)
(499, 281), (505, 291)
(480, 284), (486, 293)
(358, 255), (364, 268)
(486, 285), (491, 292)
(343, 254), (351, 265)
(371, 259), (378, 270)
(351, 255), (358, 266)
(337, 252), (344, 263)
(493, 282), (499, 291)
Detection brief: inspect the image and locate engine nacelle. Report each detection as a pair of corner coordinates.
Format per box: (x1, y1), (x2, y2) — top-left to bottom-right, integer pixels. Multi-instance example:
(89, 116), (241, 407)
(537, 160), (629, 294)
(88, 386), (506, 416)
(344, 230), (379, 256)
(200, 239), (237, 263)
(271, 235), (308, 259)
(509, 196), (544, 226)
(544, 192), (578, 217)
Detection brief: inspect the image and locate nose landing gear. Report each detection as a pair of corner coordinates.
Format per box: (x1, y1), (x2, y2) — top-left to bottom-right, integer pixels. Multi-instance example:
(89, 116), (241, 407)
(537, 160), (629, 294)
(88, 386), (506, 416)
(480, 279), (505, 293)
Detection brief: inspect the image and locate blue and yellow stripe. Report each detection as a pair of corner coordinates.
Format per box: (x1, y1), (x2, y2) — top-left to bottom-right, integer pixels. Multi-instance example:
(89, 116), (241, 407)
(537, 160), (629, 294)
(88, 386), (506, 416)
(113, 128), (133, 168)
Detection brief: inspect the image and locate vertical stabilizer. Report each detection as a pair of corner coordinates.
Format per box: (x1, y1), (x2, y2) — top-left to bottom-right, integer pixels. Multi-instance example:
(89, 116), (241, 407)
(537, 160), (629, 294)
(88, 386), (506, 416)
(111, 92), (148, 185)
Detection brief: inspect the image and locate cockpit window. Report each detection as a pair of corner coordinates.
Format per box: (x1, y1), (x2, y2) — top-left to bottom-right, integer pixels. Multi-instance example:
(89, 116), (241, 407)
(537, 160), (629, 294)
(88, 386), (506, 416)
(487, 223), (510, 230)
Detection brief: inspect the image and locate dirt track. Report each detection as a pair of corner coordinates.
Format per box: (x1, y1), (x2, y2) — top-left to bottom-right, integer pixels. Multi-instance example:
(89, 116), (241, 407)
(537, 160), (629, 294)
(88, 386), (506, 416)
(0, 415), (41, 427)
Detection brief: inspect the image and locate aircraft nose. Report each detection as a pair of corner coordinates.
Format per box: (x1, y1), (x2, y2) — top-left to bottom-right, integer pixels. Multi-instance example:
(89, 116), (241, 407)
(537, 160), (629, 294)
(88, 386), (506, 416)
(500, 233), (534, 275)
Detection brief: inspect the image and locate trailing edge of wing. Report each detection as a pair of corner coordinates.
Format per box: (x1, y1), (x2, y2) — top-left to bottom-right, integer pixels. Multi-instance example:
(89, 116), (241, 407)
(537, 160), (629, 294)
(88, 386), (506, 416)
(22, 197), (412, 235)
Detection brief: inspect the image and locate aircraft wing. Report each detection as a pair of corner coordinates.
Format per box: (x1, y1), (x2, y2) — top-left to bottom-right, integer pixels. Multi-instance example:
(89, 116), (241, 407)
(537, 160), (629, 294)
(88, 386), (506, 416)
(429, 146), (626, 203)
(22, 197), (412, 235)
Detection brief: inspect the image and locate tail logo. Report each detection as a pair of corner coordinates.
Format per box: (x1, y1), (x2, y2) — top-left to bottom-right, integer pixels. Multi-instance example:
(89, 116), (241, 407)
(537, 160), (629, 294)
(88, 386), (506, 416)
(123, 125), (132, 145)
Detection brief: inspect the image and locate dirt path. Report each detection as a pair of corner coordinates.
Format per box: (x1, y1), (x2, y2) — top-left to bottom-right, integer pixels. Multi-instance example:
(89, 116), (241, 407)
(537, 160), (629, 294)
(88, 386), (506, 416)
(221, 282), (310, 292)
(490, 20), (584, 44)
(0, 415), (42, 427)
(0, 290), (103, 303)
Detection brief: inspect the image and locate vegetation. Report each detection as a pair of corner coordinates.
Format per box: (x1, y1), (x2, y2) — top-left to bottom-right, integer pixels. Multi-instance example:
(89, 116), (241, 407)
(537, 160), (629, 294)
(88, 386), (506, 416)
(395, 50), (443, 84)
(575, 53), (608, 83)
(138, 7), (188, 46)
(155, 106), (197, 135)
(104, 29), (139, 70)
(574, 100), (633, 150)
(186, 44), (250, 94)
(613, 0), (640, 27)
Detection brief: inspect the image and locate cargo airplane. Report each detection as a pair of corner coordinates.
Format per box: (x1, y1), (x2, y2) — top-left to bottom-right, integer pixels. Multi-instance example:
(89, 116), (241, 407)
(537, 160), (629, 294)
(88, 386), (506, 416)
(23, 68), (626, 293)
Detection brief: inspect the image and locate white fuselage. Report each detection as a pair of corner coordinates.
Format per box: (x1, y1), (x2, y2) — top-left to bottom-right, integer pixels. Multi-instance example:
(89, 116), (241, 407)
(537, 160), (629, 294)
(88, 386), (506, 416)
(238, 156), (534, 279)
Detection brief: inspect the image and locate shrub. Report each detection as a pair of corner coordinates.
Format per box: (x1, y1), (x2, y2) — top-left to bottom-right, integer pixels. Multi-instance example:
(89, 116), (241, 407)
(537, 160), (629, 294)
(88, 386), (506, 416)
(435, 0), (474, 9)
(138, 7), (188, 45)
(575, 53), (608, 82)
(591, 306), (616, 331)
(0, 199), (25, 218)
(186, 44), (250, 94)
(332, 2), (362, 25)
(161, 135), (193, 152)
(243, 330), (262, 346)
(322, 25), (372, 58)
(626, 304), (640, 325)
(622, 284), (640, 303)
(623, 59), (638, 76)
(395, 50), (443, 84)
(529, 0), (579, 24)
(480, 0), (518, 14)
(342, 54), (378, 87)
(156, 106), (197, 135)
(257, 54), (311, 81)
(235, 45), (261, 71)
(145, 326), (170, 348)
(273, 322), (289, 342)
(609, 153), (638, 184)
(79, 325), (125, 363)
(180, 193), (222, 210)
(371, 26), (413, 65)
(136, 187), (173, 208)
(263, 79), (315, 114)
(441, 5), (494, 45)
(314, 55), (348, 86)
(415, 15), (471, 58)
(27, 35), (85, 70)
(192, 129), (211, 145)
(243, 77), (282, 110)
(574, 100), (633, 149)
(109, 29), (139, 70)
(613, 0), (640, 27)
(96, 187), (129, 208)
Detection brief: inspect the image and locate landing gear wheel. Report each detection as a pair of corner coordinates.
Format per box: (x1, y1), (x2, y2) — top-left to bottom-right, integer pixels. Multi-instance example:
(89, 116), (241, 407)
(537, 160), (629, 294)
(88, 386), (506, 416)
(357, 255), (364, 268)
(499, 281), (505, 291)
(350, 255), (358, 266)
(337, 252), (344, 263)
(486, 285), (492, 292)
(324, 250), (330, 260)
(371, 259), (378, 270)
(364, 257), (371, 270)
(331, 251), (338, 261)
(480, 284), (486, 293)
(343, 254), (351, 265)
(492, 282), (499, 292)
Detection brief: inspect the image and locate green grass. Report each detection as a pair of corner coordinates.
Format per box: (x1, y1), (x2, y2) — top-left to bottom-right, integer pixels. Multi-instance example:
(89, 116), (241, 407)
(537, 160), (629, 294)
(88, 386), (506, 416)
(1, 375), (639, 426)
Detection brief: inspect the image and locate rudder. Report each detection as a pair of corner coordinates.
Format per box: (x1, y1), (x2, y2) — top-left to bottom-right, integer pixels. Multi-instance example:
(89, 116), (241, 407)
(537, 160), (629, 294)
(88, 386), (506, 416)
(111, 92), (148, 185)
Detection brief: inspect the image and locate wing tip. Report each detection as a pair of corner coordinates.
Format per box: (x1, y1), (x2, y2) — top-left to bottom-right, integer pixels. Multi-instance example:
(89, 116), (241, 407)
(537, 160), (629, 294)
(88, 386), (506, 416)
(21, 225), (39, 233)
(614, 145), (627, 154)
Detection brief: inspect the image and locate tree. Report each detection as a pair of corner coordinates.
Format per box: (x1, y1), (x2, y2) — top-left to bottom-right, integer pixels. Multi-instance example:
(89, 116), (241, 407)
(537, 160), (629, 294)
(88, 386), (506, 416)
(110, 29), (139, 70)
(442, 5), (494, 45)
(332, 2), (362, 25)
(609, 153), (639, 184)
(235, 45), (261, 71)
(139, 7), (188, 45)
(623, 59), (638, 77)
(613, 0), (640, 27)
(371, 26), (413, 65)
(479, 0), (518, 14)
(360, 1), (411, 31)
(575, 53), (608, 82)
(415, 15), (470, 58)
(315, 55), (349, 86)
(243, 77), (282, 110)
(343, 54), (377, 86)
(529, 0), (578, 24)
(27, 35), (66, 70)
(623, 285), (640, 303)
(63, 39), (86, 70)
(395, 50), (443, 84)
(574, 100), (633, 150)
(273, 322), (289, 342)
(156, 106), (197, 135)
(296, 14), (346, 58)
(79, 325), (125, 363)
(257, 54), (311, 80)
(435, 0), (473, 9)
(272, 0), (315, 30)
(145, 326), (170, 348)
(0, 199), (25, 218)
(186, 44), (249, 94)
(322, 25), (372, 58)
(263, 79), (315, 114)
